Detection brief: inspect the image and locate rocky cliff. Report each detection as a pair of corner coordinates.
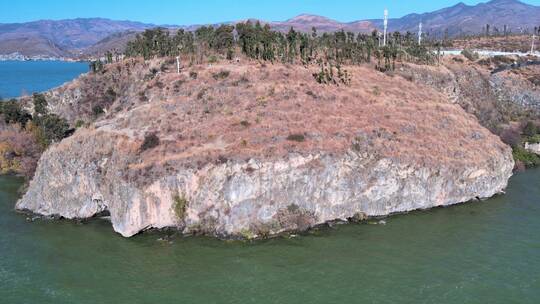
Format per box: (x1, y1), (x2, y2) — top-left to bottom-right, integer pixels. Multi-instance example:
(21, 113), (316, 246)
(397, 56), (540, 131)
(16, 59), (514, 238)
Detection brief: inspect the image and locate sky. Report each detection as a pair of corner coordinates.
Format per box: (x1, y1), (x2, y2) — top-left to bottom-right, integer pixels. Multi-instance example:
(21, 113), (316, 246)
(1, 0), (540, 25)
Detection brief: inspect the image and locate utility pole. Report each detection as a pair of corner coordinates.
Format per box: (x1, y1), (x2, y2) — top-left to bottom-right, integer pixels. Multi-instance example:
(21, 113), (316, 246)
(383, 9), (388, 47)
(176, 56), (180, 74)
(418, 22), (423, 45)
(532, 34), (536, 54)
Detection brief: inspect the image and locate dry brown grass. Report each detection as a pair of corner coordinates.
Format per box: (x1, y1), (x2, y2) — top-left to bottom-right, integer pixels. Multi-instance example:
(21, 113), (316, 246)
(452, 35), (536, 53)
(27, 55), (514, 187)
(42, 58), (507, 182)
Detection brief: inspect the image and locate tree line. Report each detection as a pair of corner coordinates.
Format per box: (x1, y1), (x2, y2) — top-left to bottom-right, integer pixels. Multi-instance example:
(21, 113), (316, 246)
(122, 21), (438, 70)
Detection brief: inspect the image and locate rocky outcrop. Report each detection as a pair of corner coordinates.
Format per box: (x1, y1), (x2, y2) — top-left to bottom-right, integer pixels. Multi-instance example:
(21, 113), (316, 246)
(398, 58), (540, 130)
(16, 60), (515, 238)
(17, 142), (513, 238)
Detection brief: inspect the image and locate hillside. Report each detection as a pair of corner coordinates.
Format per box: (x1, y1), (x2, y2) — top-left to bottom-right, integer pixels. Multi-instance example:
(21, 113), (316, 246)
(15, 58), (513, 237)
(81, 31), (140, 56)
(0, 36), (69, 57)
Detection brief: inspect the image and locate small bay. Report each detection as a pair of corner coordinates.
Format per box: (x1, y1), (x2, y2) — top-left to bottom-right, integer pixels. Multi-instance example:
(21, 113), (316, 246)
(0, 60), (88, 99)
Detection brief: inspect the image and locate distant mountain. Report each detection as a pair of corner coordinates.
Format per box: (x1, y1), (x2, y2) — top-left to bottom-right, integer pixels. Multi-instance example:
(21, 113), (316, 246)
(0, 36), (68, 57)
(2, 0), (540, 58)
(369, 0), (540, 37)
(83, 15), (377, 57)
(81, 31), (141, 56)
(269, 14), (376, 33)
(0, 18), (155, 57)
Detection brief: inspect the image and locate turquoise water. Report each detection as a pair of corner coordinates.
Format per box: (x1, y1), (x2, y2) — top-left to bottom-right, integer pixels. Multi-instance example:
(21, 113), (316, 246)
(0, 61), (88, 99)
(0, 169), (539, 303)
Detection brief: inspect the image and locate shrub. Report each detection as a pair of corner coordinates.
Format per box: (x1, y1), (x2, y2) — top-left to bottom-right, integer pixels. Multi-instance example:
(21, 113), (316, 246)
(144, 68), (159, 80)
(155, 81), (165, 89)
(226, 49), (234, 60)
(138, 91), (148, 102)
(105, 87), (117, 102)
(140, 133), (160, 151)
(527, 134), (540, 144)
(1, 100), (31, 126)
(212, 70), (230, 80)
(92, 105), (104, 117)
(461, 49), (479, 61)
(513, 146), (540, 168)
(172, 193), (188, 219)
(208, 55), (218, 63)
(0, 124), (40, 177)
(232, 75), (249, 86)
(492, 55), (514, 65)
(522, 121), (538, 137)
(196, 88), (207, 100)
(240, 120), (250, 127)
(32, 93), (48, 115)
(528, 75), (540, 87)
(189, 71), (198, 79)
(313, 61), (351, 85)
(173, 79), (186, 91)
(33, 114), (70, 148)
(287, 134), (305, 142)
(75, 120), (85, 128)
(500, 128), (521, 148)
(406, 44), (434, 64)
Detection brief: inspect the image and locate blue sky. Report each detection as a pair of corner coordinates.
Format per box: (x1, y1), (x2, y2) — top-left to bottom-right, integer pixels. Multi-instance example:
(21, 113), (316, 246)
(1, 0), (540, 25)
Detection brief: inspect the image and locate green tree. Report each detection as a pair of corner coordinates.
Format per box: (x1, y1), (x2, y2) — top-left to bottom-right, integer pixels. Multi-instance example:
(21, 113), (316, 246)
(32, 93), (48, 116)
(523, 121), (538, 137)
(33, 114), (70, 147)
(1, 99), (31, 126)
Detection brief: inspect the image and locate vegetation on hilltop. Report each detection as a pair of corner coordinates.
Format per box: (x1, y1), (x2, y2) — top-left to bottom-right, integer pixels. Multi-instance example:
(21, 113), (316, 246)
(121, 22), (439, 72)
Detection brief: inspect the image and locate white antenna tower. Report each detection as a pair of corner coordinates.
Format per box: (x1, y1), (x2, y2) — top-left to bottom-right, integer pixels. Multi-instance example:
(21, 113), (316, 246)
(383, 9), (388, 46)
(532, 34), (536, 54)
(176, 56), (180, 74)
(418, 22), (423, 45)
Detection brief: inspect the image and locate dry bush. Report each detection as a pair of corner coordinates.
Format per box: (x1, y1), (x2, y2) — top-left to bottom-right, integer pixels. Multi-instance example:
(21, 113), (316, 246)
(140, 133), (160, 152)
(0, 123), (41, 177)
(500, 128), (521, 147)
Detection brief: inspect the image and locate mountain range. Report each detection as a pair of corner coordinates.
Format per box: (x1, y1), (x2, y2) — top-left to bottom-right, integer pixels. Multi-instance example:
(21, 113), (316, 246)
(0, 18), (154, 57)
(1, 0), (539, 58)
(369, 0), (540, 36)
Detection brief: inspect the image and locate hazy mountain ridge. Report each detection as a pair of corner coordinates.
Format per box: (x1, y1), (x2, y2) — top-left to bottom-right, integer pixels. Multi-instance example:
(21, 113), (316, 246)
(369, 0), (540, 36)
(0, 18), (155, 57)
(1, 0), (539, 58)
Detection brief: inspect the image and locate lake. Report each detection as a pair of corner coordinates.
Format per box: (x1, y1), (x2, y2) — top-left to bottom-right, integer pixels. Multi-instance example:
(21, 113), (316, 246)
(0, 60), (539, 303)
(0, 61), (88, 99)
(1, 169), (539, 303)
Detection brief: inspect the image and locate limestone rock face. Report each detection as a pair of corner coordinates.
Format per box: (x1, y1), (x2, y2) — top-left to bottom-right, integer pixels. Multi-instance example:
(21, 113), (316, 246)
(16, 60), (515, 238)
(398, 59), (540, 129)
(17, 139), (513, 238)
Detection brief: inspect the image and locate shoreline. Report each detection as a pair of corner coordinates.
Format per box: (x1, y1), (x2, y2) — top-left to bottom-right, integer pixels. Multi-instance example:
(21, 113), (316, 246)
(0, 53), (85, 62)
(12, 188), (504, 240)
